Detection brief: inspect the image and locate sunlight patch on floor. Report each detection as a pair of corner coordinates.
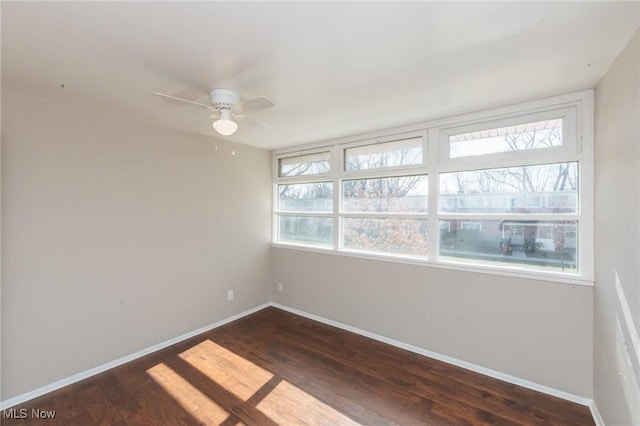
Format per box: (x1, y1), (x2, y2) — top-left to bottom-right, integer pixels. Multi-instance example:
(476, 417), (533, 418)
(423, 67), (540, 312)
(146, 363), (230, 424)
(179, 339), (274, 401)
(257, 380), (361, 425)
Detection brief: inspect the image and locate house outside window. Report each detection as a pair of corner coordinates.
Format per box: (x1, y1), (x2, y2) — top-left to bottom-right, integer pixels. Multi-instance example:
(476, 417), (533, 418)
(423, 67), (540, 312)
(273, 91), (593, 283)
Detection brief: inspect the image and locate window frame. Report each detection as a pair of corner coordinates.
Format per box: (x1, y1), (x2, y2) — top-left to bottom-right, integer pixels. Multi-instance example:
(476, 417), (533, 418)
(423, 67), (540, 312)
(273, 148), (336, 249)
(275, 148), (333, 181)
(272, 90), (594, 286)
(341, 132), (426, 177)
(340, 172), (430, 259)
(439, 106), (577, 169)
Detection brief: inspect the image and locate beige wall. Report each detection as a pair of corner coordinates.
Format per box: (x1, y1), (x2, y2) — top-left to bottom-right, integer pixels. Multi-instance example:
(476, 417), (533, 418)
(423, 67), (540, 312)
(0, 90), (272, 400)
(594, 28), (640, 425)
(272, 248), (593, 397)
(8, 30), (640, 410)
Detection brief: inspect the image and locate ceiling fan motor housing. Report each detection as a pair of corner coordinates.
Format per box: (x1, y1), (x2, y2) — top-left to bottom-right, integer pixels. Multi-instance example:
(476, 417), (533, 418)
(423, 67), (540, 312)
(209, 89), (240, 109)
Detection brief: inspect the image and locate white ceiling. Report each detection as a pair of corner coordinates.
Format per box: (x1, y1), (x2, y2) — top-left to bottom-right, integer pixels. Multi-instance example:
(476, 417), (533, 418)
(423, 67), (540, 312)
(2, 1), (638, 150)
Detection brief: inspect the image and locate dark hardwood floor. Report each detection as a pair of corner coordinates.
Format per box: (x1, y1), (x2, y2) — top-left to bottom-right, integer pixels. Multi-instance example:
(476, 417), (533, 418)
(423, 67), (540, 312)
(2, 307), (594, 425)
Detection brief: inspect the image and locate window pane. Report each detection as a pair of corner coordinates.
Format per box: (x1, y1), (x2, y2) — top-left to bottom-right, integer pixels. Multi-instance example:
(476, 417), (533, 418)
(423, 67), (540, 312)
(343, 176), (428, 213)
(278, 152), (330, 177)
(343, 217), (428, 256)
(439, 220), (577, 273)
(440, 162), (578, 214)
(450, 119), (562, 158)
(345, 138), (423, 171)
(278, 183), (333, 212)
(278, 216), (333, 247)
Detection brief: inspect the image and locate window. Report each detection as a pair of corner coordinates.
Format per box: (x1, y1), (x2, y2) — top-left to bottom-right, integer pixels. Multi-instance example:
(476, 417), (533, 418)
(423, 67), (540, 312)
(439, 163), (578, 214)
(279, 183), (333, 213)
(278, 216), (333, 247)
(278, 151), (330, 177)
(344, 137), (423, 171)
(273, 91), (593, 282)
(341, 138), (428, 257)
(449, 118), (563, 158)
(342, 176), (428, 213)
(438, 152), (580, 273)
(274, 152), (333, 248)
(460, 222), (482, 231)
(439, 219), (578, 273)
(342, 175), (429, 257)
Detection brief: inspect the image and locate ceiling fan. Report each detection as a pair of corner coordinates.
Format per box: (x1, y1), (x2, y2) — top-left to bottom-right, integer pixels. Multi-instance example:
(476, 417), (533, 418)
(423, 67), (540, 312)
(152, 89), (275, 136)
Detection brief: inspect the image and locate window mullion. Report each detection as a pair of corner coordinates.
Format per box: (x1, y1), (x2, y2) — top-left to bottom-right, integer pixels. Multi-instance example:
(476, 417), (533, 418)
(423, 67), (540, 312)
(427, 127), (440, 261)
(333, 145), (341, 250)
(438, 214), (580, 221)
(341, 212), (429, 219)
(276, 212), (334, 217)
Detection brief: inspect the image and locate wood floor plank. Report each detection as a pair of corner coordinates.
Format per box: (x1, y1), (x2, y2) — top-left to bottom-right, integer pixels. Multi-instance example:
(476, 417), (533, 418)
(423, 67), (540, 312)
(241, 308), (589, 425)
(287, 324), (557, 424)
(1, 307), (594, 425)
(230, 313), (517, 425)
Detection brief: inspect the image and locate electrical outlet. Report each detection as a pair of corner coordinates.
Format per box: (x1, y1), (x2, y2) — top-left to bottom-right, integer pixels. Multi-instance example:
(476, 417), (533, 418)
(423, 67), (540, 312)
(277, 282), (283, 292)
(227, 290), (234, 301)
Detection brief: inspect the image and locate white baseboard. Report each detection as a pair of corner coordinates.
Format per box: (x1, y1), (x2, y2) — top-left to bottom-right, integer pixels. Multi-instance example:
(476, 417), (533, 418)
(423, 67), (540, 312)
(1, 301), (596, 422)
(590, 401), (605, 426)
(271, 302), (594, 407)
(0, 303), (271, 411)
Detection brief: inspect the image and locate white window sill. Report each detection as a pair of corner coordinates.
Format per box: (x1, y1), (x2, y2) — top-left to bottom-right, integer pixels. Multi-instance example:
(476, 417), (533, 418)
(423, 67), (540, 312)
(270, 242), (594, 287)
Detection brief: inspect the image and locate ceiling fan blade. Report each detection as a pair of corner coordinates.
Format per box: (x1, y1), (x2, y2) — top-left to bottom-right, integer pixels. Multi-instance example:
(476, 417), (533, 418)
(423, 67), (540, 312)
(238, 96), (275, 111)
(152, 92), (215, 111)
(231, 111), (245, 121)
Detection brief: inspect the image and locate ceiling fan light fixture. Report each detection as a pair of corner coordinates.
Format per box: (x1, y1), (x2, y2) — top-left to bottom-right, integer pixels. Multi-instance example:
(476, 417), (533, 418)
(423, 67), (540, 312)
(212, 109), (238, 136)
(213, 118), (238, 136)
(153, 88), (274, 137)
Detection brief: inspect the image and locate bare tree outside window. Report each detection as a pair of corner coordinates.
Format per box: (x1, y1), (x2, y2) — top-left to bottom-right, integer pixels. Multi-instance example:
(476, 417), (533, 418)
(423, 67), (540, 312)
(342, 142), (428, 256)
(279, 152), (330, 177)
(439, 122), (578, 272)
(273, 93), (590, 277)
(450, 119), (562, 158)
(345, 138), (422, 171)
